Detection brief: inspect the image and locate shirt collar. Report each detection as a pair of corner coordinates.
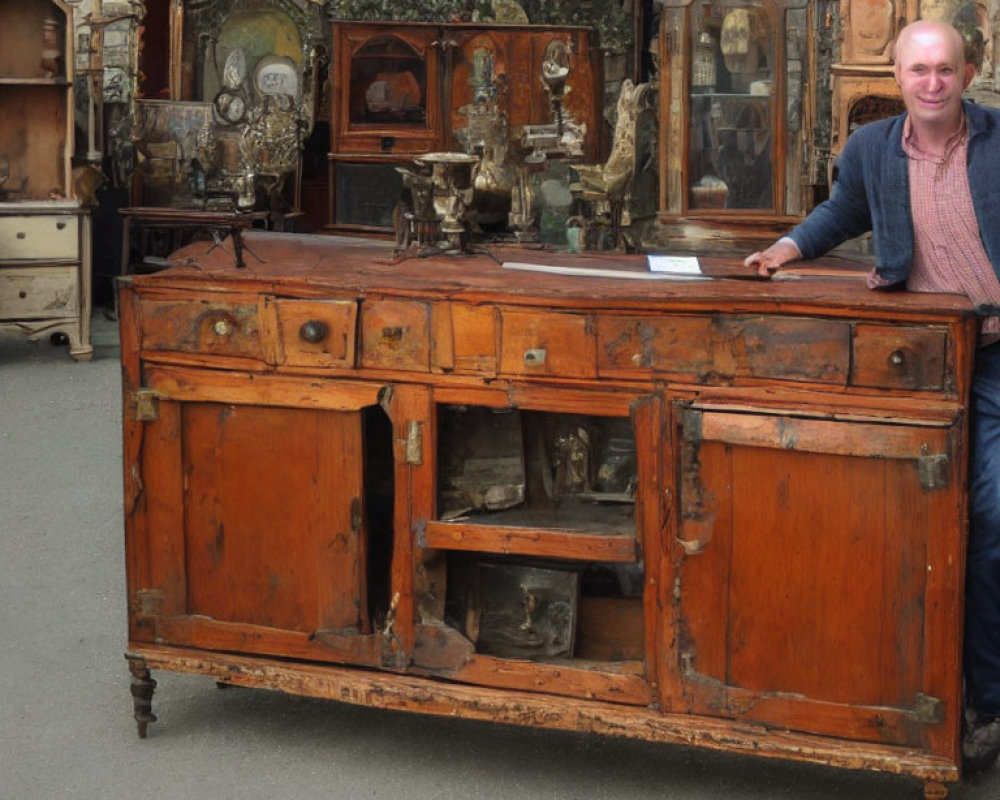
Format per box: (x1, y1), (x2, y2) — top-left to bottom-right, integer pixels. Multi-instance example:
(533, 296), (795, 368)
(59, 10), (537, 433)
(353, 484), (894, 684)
(902, 112), (968, 162)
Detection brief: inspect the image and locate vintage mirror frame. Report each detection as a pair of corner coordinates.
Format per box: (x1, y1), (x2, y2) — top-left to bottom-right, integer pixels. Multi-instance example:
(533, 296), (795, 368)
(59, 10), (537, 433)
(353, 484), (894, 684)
(167, 0), (326, 131)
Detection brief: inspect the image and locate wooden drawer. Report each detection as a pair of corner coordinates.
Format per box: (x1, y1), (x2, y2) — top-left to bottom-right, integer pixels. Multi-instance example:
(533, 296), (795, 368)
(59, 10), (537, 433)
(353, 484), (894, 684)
(500, 309), (597, 379)
(139, 297), (267, 362)
(598, 314), (850, 384)
(449, 303), (498, 374)
(360, 298), (430, 371)
(275, 299), (357, 368)
(0, 265), (78, 319)
(0, 214), (79, 261)
(850, 324), (948, 391)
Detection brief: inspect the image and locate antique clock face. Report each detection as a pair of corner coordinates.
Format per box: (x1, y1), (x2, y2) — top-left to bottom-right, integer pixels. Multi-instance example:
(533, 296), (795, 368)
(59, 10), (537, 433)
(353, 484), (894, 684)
(214, 90), (247, 125)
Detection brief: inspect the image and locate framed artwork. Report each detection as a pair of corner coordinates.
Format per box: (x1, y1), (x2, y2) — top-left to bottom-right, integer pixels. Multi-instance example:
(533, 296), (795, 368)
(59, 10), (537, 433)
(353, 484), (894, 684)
(132, 99), (214, 205)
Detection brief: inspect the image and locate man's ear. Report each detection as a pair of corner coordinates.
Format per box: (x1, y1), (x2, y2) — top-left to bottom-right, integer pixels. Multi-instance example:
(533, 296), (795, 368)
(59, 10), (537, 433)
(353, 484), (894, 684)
(964, 62), (977, 88)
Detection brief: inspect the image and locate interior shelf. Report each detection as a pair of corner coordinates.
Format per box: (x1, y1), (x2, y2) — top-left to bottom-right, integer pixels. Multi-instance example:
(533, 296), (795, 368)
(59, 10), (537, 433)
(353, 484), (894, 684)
(425, 519), (637, 563)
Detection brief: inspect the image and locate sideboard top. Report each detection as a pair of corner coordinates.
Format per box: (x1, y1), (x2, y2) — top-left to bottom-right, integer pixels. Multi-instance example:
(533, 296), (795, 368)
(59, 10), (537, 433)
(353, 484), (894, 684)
(129, 232), (974, 320)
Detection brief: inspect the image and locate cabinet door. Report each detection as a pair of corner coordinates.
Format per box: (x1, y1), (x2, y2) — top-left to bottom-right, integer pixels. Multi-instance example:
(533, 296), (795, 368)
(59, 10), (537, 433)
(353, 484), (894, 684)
(125, 375), (389, 667)
(332, 24), (442, 154)
(447, 28), (600, 162)
(665, 403), (963, 758)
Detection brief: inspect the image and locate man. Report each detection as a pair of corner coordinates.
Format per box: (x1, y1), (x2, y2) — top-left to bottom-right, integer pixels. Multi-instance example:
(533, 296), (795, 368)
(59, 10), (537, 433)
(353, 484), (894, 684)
(745, 19), (1000, 773)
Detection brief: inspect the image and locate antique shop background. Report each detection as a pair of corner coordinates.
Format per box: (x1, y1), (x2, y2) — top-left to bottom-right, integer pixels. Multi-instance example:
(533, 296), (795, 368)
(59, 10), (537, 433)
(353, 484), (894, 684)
(49, 1), (1000, 313)
(8, 3), (1000, 799)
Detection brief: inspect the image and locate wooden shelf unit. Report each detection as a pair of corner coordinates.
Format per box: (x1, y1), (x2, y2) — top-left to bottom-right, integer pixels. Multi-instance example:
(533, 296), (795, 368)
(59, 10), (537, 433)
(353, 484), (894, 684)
(0, 0), (92, 360)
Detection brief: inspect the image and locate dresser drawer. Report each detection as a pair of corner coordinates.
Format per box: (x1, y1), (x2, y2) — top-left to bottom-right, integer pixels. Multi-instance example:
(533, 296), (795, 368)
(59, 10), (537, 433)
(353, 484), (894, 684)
(500, 309), (597, 379)
(360, 298), (430, 371)
(449, 303), (498, 375)
(139, 297), (267, 361)
(598, 314), (850, 384)
(0, 215), (79, 261)
(0, 266), (78, 319)
(275, 298), (357, 368)
(850, 324), (948, 391)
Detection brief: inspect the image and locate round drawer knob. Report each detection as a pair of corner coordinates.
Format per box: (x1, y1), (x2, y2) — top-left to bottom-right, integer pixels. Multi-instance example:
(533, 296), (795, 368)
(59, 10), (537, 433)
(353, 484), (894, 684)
(299, 320), (329, 344)
(889, 349), (906, 367)
(213, 318), (234, 337)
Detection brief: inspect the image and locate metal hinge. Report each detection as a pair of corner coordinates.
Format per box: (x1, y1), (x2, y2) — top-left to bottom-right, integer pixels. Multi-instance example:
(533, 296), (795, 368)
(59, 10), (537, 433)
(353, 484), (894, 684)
(914, 693), (944, 724)
(132, 389), (159, 422)
(350, 496), (362, 532)
(680, 648), (695, 675)
(663, 29), (674, 54)
(681, 407), (702, 443)
(917, 451), (950, 490)
(134, 589), (165, 617)
(405, 420), (422, 465)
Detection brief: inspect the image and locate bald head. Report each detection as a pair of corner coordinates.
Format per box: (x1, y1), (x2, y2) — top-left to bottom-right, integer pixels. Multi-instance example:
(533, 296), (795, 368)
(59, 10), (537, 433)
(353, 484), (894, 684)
(891, 19), (974, 144)
(894, 20), (967, 78)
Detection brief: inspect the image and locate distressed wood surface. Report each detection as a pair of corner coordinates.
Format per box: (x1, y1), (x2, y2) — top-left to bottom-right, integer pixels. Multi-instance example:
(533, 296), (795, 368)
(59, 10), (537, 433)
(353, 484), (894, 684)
(423, 521), (637, 563)
(128, 643), (961, 783)
(674, 410), (962, 755)
(151, 234), (973, 319)
(119, 234), (977, 788)
(274, 298), (358, 369)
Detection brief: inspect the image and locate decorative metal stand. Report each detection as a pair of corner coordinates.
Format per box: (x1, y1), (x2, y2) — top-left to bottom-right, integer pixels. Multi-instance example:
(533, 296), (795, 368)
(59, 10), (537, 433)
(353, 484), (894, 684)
(415, 152), (479, 252)
(395, 165), (441, 252)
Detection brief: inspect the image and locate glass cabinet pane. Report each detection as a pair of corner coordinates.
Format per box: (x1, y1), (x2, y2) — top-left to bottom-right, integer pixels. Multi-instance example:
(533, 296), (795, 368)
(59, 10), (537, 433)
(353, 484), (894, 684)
(688, 0), (775, 211)
(349, 36), (427, 126)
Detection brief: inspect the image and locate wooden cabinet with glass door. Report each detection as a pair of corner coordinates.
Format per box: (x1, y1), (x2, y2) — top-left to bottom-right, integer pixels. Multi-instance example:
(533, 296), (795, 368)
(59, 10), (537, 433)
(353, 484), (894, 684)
(657, 0), (813, 250)
(120, 235), (975, 798)
(327, 21), (602, 232)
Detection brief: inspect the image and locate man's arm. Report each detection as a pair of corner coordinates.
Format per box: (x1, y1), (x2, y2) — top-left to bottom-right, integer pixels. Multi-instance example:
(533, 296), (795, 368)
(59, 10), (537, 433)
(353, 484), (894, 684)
(744, 237), (801, 277)
(745, 132), (877, 277)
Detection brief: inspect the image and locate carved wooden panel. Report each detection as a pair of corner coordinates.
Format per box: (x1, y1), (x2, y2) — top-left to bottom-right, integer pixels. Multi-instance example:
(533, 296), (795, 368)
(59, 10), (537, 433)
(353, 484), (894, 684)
(829, 74), (902, 156)
(839, 0), (918, 65)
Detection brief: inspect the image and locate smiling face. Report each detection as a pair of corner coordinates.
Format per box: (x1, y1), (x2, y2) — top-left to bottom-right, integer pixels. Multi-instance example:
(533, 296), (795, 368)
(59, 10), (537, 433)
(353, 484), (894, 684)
(894, 21), (975, 138)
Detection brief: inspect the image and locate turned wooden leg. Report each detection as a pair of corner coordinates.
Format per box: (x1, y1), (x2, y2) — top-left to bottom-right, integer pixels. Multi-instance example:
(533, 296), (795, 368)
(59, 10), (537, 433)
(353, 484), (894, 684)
(923, 780), (948, 799)
(126, 656), (157, 738)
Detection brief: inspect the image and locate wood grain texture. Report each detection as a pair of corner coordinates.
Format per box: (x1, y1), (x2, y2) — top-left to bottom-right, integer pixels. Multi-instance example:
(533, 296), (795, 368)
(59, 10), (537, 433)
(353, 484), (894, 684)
(119, 237), (975, 785)
(129, 643), (960, 782)
(424, 521), (637, 562)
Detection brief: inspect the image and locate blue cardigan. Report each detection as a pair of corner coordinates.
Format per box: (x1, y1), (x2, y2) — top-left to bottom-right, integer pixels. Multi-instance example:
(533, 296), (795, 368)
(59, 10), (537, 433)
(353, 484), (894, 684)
(789, 100), (1000, 292)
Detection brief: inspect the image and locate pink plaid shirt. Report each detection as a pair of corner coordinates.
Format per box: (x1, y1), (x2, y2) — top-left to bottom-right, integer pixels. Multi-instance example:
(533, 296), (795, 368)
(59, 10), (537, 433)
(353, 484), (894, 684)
(869, 115), (1000, 341)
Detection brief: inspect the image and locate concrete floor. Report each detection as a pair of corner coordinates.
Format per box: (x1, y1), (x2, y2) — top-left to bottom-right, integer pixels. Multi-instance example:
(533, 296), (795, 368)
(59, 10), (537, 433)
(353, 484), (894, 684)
(3, 315), (1000, 800)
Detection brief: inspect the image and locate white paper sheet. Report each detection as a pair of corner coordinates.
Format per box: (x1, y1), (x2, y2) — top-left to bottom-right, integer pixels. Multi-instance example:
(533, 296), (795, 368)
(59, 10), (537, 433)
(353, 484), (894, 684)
(646, 255), (703, 276)
(502, 261), (710, 281)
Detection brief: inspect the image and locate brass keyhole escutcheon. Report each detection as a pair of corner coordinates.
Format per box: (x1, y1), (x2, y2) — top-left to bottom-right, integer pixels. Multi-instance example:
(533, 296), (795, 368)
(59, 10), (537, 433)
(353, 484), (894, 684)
(523, 348), (547, 366)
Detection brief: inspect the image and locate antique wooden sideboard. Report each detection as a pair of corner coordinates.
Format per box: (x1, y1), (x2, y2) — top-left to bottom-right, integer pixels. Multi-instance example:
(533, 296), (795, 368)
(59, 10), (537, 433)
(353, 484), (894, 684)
(119, 233), (977, 798)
